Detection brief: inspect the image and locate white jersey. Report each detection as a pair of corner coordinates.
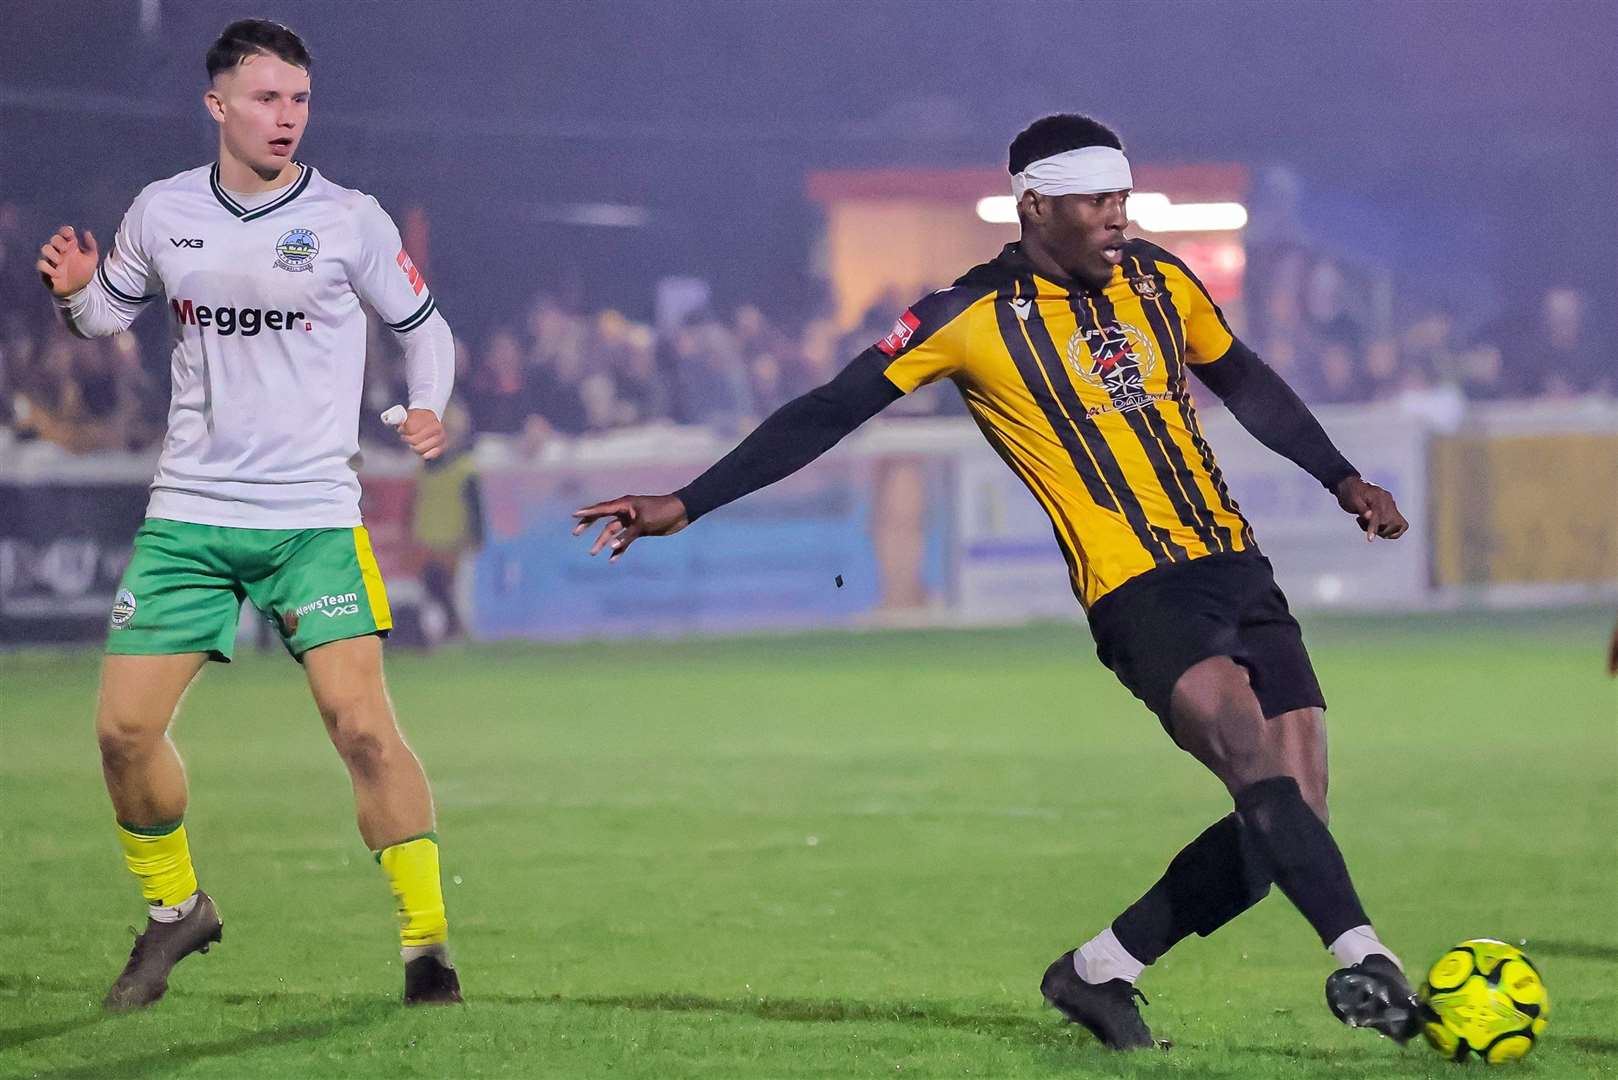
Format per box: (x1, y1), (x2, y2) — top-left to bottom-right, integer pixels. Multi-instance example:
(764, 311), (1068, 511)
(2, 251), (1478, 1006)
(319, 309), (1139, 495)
(76, 162), (450, 529)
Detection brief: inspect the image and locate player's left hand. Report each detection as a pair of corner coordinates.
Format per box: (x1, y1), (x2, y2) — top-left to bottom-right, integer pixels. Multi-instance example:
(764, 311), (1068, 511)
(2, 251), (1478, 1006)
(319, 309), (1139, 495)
(393, 408), (446, 461)
(1334, 475), (1408, 541)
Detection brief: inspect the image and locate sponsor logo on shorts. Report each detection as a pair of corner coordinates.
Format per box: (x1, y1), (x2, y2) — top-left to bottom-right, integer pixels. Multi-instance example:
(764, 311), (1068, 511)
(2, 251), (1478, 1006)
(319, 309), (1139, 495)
(293, 592), (361, 622)
(110, 588), (137, 629)
(274, 228), (319, 273)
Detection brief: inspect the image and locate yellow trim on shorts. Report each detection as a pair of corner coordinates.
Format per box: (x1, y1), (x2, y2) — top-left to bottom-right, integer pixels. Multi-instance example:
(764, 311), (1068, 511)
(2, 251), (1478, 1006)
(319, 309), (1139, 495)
(353, 527), (393, 630)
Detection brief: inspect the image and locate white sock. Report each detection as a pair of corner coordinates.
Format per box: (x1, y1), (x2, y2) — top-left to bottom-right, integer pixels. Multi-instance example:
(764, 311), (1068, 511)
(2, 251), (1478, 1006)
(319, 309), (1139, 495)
(1074, 927), (1146, 985)
(1329, 924), (1402, 971)
(148, 891), (200, 924)
(401, 942), (452, 964)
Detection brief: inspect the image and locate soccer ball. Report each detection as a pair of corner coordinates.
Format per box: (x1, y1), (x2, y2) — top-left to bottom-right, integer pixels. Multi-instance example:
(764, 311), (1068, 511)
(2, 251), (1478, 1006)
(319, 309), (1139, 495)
(1418, 939), (1549, 1064)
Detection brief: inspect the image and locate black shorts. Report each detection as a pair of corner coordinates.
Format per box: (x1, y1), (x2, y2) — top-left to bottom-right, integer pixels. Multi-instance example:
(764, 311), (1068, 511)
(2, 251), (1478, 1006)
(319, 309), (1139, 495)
(1086, 551), (1325, 734)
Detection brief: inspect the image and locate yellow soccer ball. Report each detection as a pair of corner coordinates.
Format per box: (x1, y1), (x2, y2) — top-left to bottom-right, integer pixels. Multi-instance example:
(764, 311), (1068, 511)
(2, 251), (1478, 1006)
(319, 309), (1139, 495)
(1418, 939), (1549, 1064)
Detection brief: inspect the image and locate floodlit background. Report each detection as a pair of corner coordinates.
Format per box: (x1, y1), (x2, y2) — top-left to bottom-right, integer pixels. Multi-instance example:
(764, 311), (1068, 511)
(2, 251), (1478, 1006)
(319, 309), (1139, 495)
(2, 0), (1614, 640)
(3, 0), (1618, 641)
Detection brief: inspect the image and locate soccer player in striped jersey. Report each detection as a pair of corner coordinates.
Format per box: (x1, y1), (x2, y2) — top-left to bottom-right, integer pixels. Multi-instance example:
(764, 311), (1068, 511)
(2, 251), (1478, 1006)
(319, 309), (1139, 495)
(36, 19), (461, 1008)
(574, 114), (1417, 1050)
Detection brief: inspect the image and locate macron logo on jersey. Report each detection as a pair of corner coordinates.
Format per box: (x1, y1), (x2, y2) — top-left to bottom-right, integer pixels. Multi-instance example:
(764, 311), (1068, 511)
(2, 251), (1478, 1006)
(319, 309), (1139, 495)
(170, 299), (310, 336)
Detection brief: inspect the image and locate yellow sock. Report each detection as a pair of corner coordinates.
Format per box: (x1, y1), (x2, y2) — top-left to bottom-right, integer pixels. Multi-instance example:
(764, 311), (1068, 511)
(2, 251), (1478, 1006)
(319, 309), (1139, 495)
(377, 833), (449, 949)
(117, 819), (198, 908)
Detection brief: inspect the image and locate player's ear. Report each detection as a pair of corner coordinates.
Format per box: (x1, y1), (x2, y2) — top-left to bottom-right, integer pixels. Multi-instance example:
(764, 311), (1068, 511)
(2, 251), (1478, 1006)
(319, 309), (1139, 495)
(203, 85), (227, 124)
(1019, 191), (1044, 225)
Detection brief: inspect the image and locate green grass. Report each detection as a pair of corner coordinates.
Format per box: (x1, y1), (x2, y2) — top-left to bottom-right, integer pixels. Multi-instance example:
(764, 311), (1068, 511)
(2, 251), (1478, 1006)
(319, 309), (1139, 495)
(3, 610), (1615, 1078)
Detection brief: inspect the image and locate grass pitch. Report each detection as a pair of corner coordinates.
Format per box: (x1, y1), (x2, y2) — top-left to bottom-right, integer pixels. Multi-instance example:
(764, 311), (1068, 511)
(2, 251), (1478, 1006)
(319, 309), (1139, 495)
(3, 610), (1615, 1078)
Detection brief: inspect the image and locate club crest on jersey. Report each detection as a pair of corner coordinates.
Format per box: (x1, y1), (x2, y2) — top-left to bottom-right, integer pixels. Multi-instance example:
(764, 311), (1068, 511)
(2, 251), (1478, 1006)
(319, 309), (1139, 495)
(1066, 320), (1164, 415)
(110, 588), (137, 630)
(273, 228), (319, 273)
(1129, 275), (1161, 299)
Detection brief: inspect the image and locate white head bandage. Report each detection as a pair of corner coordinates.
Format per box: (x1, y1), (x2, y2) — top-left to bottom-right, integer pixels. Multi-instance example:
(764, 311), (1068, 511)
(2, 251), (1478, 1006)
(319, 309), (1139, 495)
(1011, 146), (1133, 201)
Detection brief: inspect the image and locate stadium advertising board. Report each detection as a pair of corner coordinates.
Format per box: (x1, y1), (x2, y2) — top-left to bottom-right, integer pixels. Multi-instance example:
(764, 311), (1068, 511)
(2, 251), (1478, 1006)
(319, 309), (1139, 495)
(1431, 429), (1618, 589)
(953, 451), (1080, 622)
(471, 456), (952, 640)
(1193, 405), (1428, 609)
(0, 481), (149, 644)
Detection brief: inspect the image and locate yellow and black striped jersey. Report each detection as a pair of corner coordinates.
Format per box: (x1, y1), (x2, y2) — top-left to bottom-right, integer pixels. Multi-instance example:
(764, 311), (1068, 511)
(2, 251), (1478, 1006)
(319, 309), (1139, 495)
(874, 239), (1255, 608)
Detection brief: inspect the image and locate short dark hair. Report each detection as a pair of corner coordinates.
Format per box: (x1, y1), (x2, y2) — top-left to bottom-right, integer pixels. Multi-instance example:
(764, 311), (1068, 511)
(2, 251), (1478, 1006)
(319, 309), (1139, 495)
(1008, 114), (1123, 175)
(206, 19), (311, 80)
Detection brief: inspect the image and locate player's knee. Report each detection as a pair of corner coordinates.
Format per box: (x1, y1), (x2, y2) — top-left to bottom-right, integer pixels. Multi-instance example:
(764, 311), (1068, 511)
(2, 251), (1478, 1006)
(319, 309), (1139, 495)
(315, 682), (380, 733)
(1178, 722), (1258, 784)
(96, 723), (155, 771)
(94, 706), (166, 769)
(326, 710), (396, 780)
(1209, 725), (1280, 790)
(333, 727), (389, 779)
(320, 697), (399, 778)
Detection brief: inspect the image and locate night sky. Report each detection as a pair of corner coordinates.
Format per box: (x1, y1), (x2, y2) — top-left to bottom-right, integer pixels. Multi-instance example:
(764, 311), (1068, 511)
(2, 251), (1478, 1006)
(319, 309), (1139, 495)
(5, 1), (1613, 335)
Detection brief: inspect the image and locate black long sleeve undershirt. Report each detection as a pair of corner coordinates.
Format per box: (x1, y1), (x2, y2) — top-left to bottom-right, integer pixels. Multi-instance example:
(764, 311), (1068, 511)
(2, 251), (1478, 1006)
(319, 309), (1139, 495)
(675, 337), (1355, 524)
(1194, 340), (1357, 491)
(675, 348), (903, 522)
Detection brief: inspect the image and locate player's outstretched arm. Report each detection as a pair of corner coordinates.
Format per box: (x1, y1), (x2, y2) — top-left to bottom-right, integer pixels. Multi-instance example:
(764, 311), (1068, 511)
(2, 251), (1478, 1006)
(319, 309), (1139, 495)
(1195, 340), (1407, 540)
(573, 350), (903, 561)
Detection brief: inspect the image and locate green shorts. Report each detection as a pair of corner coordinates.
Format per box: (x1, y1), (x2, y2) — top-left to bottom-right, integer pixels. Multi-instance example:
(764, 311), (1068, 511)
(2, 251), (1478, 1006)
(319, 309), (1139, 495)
(106, 518), (393, 662)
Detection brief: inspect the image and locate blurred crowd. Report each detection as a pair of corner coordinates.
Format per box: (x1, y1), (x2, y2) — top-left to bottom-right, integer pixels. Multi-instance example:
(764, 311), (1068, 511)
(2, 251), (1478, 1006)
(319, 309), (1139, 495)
(0, 203), (161, 454)
(362, 291), (960, 455)
(2, 196), (1612, 460)
(1244, 246), (1612, 408)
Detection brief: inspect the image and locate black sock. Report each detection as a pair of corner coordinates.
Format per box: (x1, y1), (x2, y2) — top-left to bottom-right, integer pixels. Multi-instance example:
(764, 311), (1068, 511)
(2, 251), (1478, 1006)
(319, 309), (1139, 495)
(1235, 775), (1370, 947)
(1111, 813), (1273, 965)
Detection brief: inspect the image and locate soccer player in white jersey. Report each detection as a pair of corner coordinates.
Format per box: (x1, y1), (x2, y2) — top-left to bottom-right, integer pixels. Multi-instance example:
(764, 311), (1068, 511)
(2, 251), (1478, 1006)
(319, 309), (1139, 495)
(35, 19), (462, 1008)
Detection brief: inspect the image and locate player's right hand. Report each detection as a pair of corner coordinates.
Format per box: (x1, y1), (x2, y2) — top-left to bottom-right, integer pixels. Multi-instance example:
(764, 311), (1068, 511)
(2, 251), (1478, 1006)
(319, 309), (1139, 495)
(37, 226), (98, 297)
(572, 494), (690, 562)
